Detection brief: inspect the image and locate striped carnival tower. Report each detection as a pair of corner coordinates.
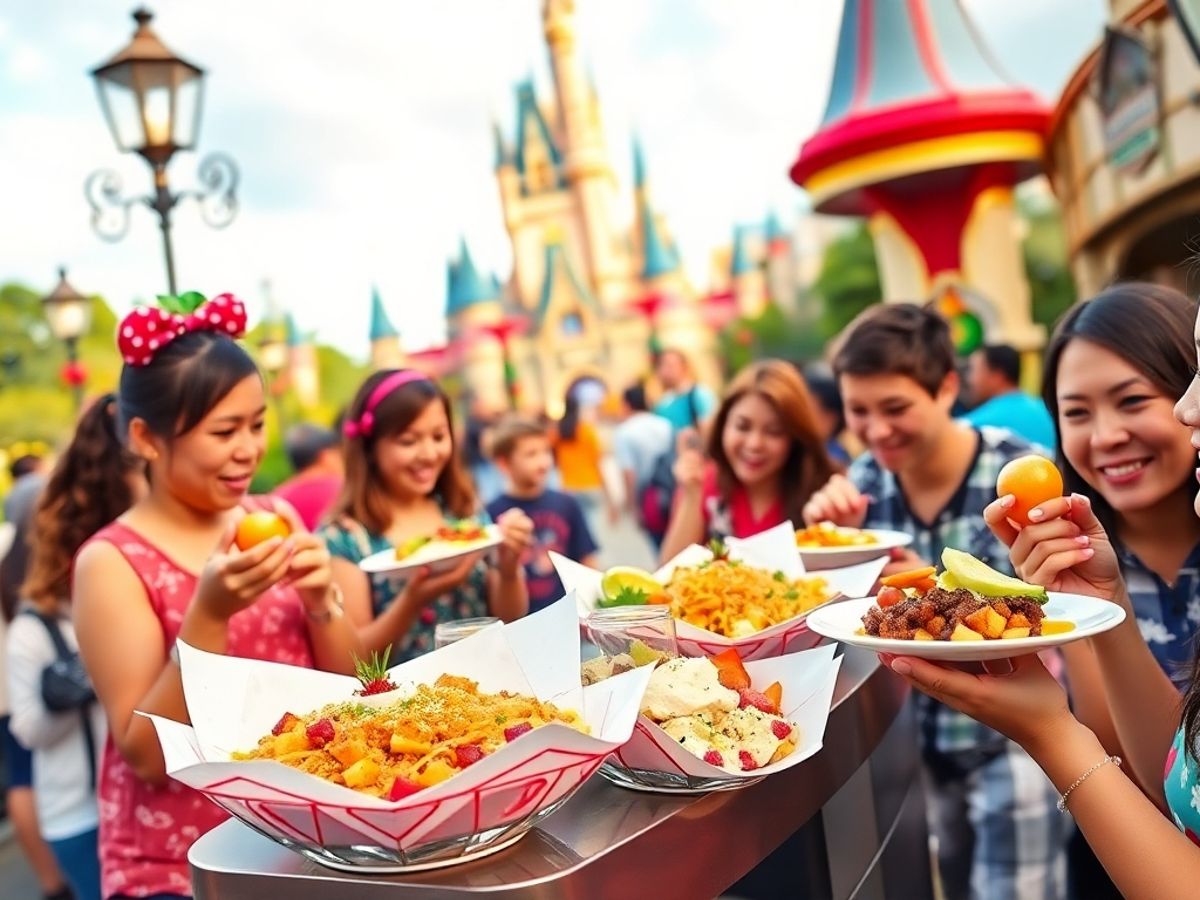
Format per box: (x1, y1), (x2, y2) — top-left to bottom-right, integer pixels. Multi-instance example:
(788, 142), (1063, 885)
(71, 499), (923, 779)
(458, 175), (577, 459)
(791, 0), (1051, 358)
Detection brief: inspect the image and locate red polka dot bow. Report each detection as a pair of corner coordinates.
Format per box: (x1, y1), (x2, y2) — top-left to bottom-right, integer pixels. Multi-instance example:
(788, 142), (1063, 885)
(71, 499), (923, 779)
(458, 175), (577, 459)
(117, 293), (247, 367)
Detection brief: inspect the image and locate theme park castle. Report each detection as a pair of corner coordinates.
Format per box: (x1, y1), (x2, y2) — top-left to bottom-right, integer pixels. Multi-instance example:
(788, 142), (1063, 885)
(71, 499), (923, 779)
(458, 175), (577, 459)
(367, 0), (789, 413)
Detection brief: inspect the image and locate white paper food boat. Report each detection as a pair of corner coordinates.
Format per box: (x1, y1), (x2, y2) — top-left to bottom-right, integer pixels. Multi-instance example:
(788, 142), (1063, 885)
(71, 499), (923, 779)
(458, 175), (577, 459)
(603, 644), (843, 793)
(143, 598), (652, 872)
(554, 521), (885, 660)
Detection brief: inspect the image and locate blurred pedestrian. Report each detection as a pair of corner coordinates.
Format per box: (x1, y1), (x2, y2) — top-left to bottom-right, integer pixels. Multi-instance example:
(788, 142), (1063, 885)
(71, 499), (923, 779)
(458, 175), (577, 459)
(962, 343), (1055, 449)
(612, 384), (672, 549)
(273, 423), (343, 530)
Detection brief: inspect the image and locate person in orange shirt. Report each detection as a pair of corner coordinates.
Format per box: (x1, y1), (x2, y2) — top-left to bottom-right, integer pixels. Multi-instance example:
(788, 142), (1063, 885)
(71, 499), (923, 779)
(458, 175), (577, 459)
(554, 391), (618, 533)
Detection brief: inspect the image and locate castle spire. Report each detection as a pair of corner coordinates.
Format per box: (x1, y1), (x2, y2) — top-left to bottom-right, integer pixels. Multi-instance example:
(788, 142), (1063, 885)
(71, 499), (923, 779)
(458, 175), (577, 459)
(369, 286), (398, 341)
(639, 197), (678, 280)
(632, 136), (646, 192)
(730, 226), (753, 276)
(447, 238), (500, 315)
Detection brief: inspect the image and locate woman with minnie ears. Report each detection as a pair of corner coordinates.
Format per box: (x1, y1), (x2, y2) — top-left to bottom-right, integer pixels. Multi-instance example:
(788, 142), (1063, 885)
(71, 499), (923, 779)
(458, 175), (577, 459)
(882, 297), (1200, 898)
(72, 293), (362, 900)
(322, 369), (534, 661)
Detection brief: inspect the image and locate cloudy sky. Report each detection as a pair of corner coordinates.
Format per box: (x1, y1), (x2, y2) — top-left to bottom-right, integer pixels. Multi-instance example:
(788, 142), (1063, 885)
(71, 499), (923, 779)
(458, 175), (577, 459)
(0, 0), (1106, 359)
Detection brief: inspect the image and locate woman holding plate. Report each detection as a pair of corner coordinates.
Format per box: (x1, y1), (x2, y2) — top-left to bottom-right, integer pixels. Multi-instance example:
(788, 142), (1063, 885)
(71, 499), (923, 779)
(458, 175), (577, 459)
(658, 360), (838, 564)
(882, 289), (1200, 900)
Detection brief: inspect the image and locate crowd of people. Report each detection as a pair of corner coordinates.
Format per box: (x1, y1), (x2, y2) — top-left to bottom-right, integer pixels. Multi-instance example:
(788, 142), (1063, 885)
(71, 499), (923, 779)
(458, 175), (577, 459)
(0, 279), (1197, 900)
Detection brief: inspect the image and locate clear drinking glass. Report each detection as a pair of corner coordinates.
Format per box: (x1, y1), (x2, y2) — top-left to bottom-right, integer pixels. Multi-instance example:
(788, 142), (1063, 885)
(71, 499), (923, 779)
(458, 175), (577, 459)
(434, 616), (501, 648)
(584, 605), (678, 666)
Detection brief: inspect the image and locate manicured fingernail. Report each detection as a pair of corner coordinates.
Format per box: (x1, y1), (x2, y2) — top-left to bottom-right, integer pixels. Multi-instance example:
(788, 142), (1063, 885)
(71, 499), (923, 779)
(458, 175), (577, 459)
(998, 494), (1015, 508)
(1072, 493), (1090, 507)
(1075, 535), (1090, 546)
(1081, 548), (1094, 559)
(1028, 508), (1044, 521)
(890, 658), (912, 676)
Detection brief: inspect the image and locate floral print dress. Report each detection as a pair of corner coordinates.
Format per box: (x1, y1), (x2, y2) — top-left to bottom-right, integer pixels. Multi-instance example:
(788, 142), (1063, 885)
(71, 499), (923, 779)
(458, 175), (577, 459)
(320, 503), (493, 662)
(1164, 726), (1200, 846)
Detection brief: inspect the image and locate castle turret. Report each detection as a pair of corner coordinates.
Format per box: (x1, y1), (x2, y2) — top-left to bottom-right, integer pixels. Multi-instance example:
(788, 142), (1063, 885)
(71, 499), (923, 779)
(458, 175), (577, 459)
(730, 226), (767, 318)
(368, 286), (403, 370)
(447, 239), (508, 411)
(763, 211), (794, 313)
(284, 312), (320, 408)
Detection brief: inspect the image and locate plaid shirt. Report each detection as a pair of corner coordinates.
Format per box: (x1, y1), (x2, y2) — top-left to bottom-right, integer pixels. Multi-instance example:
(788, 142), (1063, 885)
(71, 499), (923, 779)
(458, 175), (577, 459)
(849, 426), (1038, 757)
(1118, 542), (1200, 685)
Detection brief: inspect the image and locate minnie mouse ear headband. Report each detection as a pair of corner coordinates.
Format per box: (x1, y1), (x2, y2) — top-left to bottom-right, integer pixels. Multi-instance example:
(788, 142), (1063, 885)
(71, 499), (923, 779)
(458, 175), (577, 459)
(117, 292), (247, 367)
(342, 370), (432, 439)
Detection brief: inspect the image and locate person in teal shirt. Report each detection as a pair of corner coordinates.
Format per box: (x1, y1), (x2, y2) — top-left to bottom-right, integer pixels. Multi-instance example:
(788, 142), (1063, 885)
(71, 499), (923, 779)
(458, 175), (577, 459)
(653, 348), (716, 433)
(962, 344), (1056, 450)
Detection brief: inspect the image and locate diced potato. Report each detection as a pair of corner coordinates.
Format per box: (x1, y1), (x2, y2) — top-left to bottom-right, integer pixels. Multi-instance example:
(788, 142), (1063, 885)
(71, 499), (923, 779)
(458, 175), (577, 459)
(1007, 613), (1032, 629)
(390, 735), (433, 756)
(963, 608), (992, 634)
(925, 615), (946, 635)
(330, 740), (368, 767)
(950, 623), (985, 642)
(992, 601), (1012, 618)
(274, 731), (309, 755)
(981, 608), (1008, 639)
(1001, 627), (1031, 640)
(415, 759), (456, 787)
(913, 628), (935, 641)
(342, 757), (380, 789)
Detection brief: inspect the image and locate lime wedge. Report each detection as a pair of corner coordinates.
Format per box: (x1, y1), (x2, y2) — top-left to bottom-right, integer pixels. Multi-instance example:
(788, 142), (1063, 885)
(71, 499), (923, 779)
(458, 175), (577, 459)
(940, 548), (1047, 603)
(600, 566), (663, 606)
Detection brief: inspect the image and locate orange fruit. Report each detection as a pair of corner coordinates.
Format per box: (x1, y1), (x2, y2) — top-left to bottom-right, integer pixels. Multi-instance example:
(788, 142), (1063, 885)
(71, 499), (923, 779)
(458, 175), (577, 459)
(996, 456), (1063, 526)
(234, 511), (291, 550)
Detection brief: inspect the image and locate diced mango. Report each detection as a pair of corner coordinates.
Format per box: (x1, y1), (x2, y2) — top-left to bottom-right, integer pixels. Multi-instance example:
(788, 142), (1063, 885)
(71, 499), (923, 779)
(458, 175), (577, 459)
(390, 734), (433, 756)
(274, 731), (309, 755)
(342, 757), (380, 789)
(415, 759), (456, 787)
(913, 628), (935, 641)
(330, 740), (368, 767)
(1001, 627), (1031, 640)
(981, 608), (1008, 639)
(1007, 613), (1032, 629)
(963, 608), (992, 634)
(992, 601), (1012, 618)
(950, 623), (985, 642)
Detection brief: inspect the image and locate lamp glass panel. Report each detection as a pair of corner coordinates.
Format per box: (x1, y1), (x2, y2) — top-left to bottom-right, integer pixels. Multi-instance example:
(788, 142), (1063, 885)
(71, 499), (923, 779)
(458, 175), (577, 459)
(172, 76), (203, 148)
(45, 300), (91, 342)
(96, 66), (145, 153)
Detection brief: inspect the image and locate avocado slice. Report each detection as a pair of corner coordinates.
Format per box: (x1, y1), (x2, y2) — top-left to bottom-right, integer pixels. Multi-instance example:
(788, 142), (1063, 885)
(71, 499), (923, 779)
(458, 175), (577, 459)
(940, 548), (1048, 604)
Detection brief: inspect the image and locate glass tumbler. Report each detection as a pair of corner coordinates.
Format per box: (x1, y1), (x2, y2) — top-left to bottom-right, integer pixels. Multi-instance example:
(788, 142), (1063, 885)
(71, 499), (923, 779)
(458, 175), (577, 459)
(434, 616), (501, 649)
(585, 605), (679, 668)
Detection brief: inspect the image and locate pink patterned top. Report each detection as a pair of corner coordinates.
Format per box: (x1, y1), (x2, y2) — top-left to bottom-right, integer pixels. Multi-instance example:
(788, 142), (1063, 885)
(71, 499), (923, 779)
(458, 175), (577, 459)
(85, 519), (315, 899)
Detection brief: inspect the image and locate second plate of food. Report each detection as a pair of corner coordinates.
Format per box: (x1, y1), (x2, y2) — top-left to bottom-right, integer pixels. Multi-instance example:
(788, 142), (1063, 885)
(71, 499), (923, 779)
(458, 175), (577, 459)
(359, 522), (503, 576)
(794, 523), (913, 570)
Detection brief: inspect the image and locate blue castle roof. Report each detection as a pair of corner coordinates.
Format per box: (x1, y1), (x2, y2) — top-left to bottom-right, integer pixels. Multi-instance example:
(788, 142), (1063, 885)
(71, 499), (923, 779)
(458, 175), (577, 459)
(446, 238), (499, 316)
(368, 286), (398, 341)
(730, 226), (753, 276)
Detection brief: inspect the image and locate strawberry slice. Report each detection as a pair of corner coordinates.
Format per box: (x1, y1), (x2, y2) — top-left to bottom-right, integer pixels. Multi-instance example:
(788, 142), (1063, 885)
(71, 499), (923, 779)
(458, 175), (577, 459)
(504, 722), (533, 742)
(387, 776), (421, 801)
(455, 744), (484, 767)
(271, 712), (299, 736)
(771, 719), (793, 740)
(738, 689), (776, 714)
(738, 750), (758, 771)
(702, 750), (724, 767)
(305, 717), (335, 748)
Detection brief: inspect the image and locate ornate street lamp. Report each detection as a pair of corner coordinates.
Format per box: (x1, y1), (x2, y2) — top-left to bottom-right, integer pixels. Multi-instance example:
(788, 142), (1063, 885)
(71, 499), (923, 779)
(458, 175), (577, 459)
(87, 7), (238, 295)
(42, 268), (93, 410)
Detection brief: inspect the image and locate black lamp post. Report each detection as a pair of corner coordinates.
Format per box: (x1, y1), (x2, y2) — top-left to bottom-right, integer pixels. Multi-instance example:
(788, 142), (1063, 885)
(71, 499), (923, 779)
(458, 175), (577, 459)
(41, 268), (93, 410)
(87, 7), (238, 295)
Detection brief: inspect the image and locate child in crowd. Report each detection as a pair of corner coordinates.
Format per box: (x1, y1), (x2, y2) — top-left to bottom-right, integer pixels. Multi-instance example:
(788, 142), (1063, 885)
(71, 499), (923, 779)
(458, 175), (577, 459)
(884, 288), (1200, 897)
(803, 303), (1065, 900)
(660, 360), (836, 563)
(486, 416), (599, 613)
(7, 394), (146, 900)
(72, 294), (361, 900)
(323, 370), (533, 661)
(1029, 283), (1200, 897)
(554, 390), (617, 531)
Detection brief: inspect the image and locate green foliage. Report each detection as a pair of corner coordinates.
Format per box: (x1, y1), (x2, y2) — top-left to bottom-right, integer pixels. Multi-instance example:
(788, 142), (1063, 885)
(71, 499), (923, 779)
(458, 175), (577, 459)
(813, 222), (881, 341)
(1021, 202), (1077, 331)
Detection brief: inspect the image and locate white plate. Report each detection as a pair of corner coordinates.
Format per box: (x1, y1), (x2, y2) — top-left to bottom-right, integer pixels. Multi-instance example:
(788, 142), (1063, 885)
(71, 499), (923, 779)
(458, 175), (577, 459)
(795, 528), (912, 570)
(358, 525), (503, 575)
(805, 592), (1126, 661)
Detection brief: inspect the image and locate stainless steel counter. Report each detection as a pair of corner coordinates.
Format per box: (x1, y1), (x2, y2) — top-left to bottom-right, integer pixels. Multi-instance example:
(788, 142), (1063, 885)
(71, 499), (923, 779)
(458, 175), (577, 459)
(190, 647), (931, 899)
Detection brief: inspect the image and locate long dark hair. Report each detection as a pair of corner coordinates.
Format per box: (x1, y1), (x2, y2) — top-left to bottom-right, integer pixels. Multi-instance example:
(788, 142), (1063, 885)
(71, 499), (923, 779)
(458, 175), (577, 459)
(22, 394), (143, 612)
(332, 370), (476, 532)
(1041, 283), (1200, 759)
(117, 331), (260, 441)
(1041, 283), (1198, 550)
(707, 360), (839, 526)
(559, 392), (581, 442)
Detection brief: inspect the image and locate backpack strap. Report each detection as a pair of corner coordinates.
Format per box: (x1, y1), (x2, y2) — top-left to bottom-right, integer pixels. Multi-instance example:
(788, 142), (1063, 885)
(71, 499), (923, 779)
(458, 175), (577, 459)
(686, 386), (700, 428)
(23, 609), (99, 789)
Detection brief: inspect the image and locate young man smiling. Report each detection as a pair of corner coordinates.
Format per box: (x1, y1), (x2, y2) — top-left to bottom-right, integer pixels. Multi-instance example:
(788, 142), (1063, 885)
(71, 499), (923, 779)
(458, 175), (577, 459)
(804, 303), (1067, 900)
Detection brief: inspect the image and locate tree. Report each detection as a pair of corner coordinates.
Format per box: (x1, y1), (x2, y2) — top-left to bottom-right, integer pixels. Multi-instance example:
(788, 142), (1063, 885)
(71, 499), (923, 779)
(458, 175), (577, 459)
(1022, 200), (1077, 331)
(813, 222), (881, 341)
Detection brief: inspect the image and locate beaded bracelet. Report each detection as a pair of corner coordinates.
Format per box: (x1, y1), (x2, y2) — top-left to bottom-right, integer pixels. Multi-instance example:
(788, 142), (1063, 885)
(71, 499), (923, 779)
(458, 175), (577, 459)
(1058, 755), (1121, 812)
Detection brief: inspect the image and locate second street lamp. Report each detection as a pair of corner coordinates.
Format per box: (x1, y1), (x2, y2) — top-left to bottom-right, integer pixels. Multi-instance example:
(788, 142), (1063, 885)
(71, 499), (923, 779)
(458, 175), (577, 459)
(86, 7), (238, 296)
(41, 268), (93, 410)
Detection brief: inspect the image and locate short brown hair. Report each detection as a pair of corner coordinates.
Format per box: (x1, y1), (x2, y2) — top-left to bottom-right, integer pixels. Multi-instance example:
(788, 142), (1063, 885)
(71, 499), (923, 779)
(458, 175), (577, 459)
(489, 415), (548, 461)
(708, 360), (839, 525)
(831, 302), (955, 396)
(331, 370), (475, 533)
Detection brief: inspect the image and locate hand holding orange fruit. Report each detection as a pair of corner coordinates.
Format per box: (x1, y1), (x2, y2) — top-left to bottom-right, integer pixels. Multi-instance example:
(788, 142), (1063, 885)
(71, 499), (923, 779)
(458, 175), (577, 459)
(995, 455), (1063, 526)
(234, 510), (292, 550)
